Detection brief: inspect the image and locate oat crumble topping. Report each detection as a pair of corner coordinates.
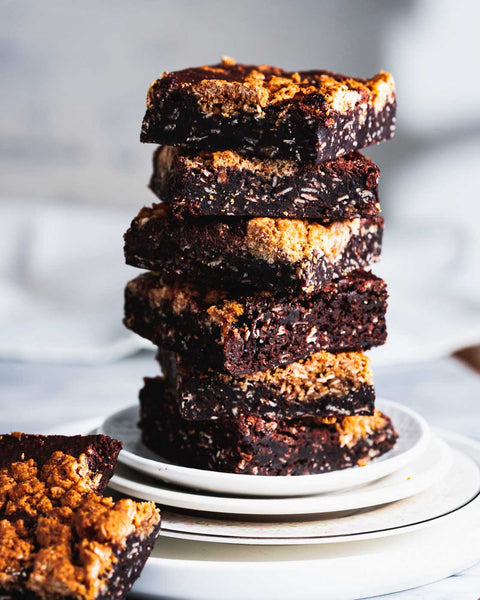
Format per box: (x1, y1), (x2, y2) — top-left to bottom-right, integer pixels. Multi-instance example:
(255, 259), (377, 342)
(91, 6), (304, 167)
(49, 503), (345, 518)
(245, 217), (362, 263)
(219, 351), (373, 401)
(147, 59), (395, 119)
(0, 452), (160, 600)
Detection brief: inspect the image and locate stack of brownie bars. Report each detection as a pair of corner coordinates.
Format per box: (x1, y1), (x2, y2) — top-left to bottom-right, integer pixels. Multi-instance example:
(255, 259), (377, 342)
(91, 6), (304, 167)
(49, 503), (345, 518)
(123, 57), (399, 475)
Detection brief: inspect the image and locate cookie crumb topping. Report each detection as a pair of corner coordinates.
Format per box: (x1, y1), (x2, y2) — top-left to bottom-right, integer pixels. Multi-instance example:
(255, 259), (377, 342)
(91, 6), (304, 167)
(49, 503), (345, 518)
(0, 452), (160, 600)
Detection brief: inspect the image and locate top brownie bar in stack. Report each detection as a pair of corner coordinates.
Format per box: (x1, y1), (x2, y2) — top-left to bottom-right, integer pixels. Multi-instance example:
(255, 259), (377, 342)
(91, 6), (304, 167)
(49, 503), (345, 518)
(141, 56), (396, 162)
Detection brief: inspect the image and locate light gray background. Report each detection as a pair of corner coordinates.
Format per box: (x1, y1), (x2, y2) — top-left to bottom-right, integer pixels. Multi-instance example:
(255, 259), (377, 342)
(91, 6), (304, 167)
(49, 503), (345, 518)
(2, 0), (479, 213)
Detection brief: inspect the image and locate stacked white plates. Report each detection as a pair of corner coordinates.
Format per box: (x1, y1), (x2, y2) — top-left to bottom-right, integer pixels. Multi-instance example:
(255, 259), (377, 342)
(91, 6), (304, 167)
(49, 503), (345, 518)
(64, 399), (480, 599)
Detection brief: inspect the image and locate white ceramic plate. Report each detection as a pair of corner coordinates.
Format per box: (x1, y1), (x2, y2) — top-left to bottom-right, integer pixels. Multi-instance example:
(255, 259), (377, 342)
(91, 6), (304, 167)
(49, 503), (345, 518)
(99, 398), (430, 497)
(107, 433), (452, 516)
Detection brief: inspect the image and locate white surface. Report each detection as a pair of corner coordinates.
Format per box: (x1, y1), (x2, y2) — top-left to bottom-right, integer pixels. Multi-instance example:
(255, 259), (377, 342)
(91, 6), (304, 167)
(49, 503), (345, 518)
(130, 431), (480, 599)
(99, 399), (429, 497)
(107, 434), (451, 516)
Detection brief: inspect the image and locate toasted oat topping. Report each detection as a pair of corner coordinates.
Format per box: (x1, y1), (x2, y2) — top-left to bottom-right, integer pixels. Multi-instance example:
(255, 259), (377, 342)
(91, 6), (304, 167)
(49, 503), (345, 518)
(219, 351), (373, 401)
(245, 217), (361, 264)
(335, 410), (388, 448)
(147, 59), (395, 119)
(186, 149), (297, 177)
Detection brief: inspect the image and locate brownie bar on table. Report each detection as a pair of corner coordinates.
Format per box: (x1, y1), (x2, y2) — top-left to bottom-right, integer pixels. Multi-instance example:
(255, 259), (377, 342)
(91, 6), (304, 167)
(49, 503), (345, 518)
(151, 146), (380, 219)
(139, 377), (397, 475)
(124, 270), (388, 375)
(141, 57), (396, 163)
(158, 349), (375, 420)
(124, 203), (383, 296)
(0, 433), (161, 600)
(0, 432), (122, 493)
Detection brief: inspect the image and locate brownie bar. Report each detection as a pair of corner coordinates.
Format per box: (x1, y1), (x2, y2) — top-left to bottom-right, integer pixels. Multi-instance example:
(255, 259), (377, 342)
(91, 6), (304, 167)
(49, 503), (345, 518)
(158, 349), (375, 420)
(151, 146), (380, 219)
(124, 270), (388, 375)
(0, 438), (161, 600)
(124, 203), (383, 296)
(141, 57), (396, 162)
(139, 377), (397, 475)
(0, 432), (122, 494)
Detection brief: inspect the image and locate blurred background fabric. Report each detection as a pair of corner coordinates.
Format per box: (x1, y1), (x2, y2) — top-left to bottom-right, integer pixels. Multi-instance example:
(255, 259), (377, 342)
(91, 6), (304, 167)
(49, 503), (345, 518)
(1, 0), (480, 365)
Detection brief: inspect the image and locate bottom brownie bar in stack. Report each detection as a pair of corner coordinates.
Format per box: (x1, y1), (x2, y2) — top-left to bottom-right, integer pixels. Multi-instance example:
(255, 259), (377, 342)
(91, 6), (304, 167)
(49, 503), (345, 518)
(0, 433), (161, 600)
(139, 377), (398, 476)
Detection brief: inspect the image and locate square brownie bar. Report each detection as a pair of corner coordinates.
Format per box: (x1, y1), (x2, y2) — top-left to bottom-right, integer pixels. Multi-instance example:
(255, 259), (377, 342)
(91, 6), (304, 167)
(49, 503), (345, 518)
(151, 146), (380, 219)
(139, 377), (397, 475)
(158, 349), (375, 420)
(124, 203), (383, 296)
(141, 57), (396, 162)
(124, 270), (388, 375)
(0, 433), (161, 600)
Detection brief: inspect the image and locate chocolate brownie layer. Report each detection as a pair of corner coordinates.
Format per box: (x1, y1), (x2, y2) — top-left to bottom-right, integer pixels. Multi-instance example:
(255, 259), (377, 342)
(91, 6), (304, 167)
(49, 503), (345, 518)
(0, 443), (161, 600)
(124, 270), (388, 375)
(151, 146), (380, 219)
(141, 57), (396, 162)
(124, 203), (383, 296)
(0, 433), (122, 494)
(139, 377), (397, 475)
(158, 349), (375, 420)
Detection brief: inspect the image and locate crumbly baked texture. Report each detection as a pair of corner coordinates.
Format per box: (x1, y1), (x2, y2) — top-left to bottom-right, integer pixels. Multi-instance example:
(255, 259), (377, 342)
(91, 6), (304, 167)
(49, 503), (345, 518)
(150, 146), (380, 219)
(158, 349), (375, 420)
(124, 270), (388, 375)
(139, 377), (397, 475)
(141, 58), (396, 162)
(0, 433), (122, 495)
(0, 436), (161, 600)
(124, 203), (383, 296)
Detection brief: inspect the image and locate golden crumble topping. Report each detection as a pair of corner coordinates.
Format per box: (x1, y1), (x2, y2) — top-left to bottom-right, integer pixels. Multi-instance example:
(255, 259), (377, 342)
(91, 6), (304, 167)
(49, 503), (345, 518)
(198, 149), (296, 177)
(366, 71), (396, 113)
(157, 145), (298, 180)
(220, 351), (373, 401)
(0, 453), (99, 519)
(335, 410), (388, 449)
(148, 59), (395, 118)
(245, 217), (361, 264)
(0, 452), (160, 600)
(207, 299), (245, 326)
(0, 519), (34, 588)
